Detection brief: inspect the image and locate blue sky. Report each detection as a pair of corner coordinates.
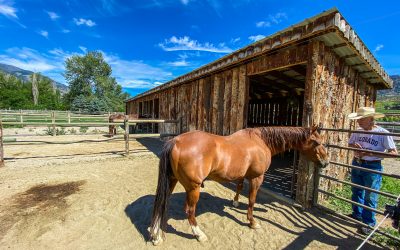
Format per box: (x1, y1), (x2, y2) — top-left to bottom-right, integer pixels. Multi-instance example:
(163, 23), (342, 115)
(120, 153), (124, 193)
(0, 0), (399, 97)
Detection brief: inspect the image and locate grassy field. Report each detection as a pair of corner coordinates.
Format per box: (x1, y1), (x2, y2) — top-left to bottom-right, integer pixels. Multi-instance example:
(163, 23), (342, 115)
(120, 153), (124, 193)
(325, 176), (400, 247)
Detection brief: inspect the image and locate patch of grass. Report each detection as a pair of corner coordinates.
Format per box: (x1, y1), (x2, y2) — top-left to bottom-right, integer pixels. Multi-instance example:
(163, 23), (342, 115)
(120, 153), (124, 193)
(79, 126), (88, 134)
(68, 128), (77, 135)
(325, 175), (400, 247)
(327, 176), (400, 213)
(374, 228), (400, 248)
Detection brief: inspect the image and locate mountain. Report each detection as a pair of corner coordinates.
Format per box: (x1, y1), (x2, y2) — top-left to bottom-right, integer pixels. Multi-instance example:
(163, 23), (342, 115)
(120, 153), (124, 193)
(378, 75), (400, 98)
(0, 63), (69, 94)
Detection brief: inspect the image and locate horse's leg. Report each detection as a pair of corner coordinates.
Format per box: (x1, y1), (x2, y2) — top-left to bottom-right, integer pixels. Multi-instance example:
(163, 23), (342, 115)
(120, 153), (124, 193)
(233, 179), (244, 207)
(169, 176), (177, 195)
(185, 186), (207, 242)
(247, 175), (264, 229)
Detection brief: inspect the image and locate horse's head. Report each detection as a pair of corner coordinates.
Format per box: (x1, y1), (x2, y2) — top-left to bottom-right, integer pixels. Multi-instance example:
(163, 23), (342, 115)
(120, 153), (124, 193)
(301, 125), (329, 168)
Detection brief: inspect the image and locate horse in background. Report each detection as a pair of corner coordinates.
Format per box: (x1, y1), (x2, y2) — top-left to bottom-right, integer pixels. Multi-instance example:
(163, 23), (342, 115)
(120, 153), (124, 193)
(108, 114), (139, 137)
(148, 126), (329, 245)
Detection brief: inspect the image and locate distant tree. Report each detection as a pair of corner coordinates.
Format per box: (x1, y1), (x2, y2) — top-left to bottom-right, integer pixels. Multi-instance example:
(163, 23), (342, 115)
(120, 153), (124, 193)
(64, 51), (128, 112)
(0, 72), (33, 109)
(0, 71), (64, 110)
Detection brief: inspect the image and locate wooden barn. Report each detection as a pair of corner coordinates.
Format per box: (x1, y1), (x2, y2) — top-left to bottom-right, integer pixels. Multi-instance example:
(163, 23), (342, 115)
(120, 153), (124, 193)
(125, 8), (393, 207)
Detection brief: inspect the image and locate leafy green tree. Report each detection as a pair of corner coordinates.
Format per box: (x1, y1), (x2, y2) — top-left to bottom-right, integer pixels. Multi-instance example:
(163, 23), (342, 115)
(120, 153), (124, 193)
(64, 51), (127, 112)
(0, 72), (33, 109)
(0, 71), (64, 110)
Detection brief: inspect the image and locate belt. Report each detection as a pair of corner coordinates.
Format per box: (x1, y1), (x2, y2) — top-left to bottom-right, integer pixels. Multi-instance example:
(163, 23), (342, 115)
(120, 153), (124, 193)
(354, 158), (381, 164)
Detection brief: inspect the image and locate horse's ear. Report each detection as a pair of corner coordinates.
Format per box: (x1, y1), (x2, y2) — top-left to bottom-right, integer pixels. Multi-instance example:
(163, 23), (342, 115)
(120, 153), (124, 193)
(311, 124), (318, 132)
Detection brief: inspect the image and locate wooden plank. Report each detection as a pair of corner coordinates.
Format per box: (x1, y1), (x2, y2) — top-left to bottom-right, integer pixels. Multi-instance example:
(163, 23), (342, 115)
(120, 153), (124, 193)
(197, 78), (205, 131)
(217, 73), (226, 135)
(190, 81), (198, 131)
(212, 74), (221, 134)
(229, 67), (239, 134)
(204, 77), (212, 133)
(237, 65), (248, 130)
(247, 44), (308, 76)
(223, 70), (233, 135)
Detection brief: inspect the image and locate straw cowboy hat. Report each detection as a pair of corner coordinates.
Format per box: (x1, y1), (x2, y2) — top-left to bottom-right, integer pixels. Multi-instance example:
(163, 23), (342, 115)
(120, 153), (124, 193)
(348, 107), (385, 120)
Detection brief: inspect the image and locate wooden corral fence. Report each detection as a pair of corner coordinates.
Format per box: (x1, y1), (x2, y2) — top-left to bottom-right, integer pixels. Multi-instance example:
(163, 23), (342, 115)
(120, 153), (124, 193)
(0, 113), (179, 167)
(314, 125), (400, 243)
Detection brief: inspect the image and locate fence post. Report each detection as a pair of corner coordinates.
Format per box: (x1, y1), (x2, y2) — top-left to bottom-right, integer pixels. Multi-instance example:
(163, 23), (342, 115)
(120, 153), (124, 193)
(52, 111), (56, 136)
(19, 109), (23, 123)
(124, 116), (129, 156)
(0, 118), (4, 167)
(67, 111), (71, 124)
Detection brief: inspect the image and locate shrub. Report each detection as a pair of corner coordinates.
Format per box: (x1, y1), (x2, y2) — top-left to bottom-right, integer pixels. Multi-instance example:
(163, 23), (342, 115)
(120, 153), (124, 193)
(79, 126), (88, 134)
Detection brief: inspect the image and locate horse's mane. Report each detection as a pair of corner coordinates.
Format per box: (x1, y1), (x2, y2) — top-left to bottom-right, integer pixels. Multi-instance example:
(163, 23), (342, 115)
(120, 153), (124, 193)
(247, 127), (312, 153)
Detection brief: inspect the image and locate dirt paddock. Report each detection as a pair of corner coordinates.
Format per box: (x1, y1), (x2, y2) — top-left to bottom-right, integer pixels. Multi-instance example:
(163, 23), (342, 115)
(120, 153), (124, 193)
(0, 134), (383, 249)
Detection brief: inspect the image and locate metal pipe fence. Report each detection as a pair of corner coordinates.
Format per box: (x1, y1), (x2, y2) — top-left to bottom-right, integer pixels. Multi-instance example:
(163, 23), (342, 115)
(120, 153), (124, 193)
(316, 127), (400, 242)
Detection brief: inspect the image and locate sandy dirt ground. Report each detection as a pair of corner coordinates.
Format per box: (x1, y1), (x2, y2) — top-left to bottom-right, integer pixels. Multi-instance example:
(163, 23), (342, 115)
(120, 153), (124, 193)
(0, 133), (387, 250)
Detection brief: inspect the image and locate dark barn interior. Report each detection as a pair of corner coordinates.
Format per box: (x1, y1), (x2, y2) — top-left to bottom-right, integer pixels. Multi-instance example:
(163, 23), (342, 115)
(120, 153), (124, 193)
(247, 64), (306, 198)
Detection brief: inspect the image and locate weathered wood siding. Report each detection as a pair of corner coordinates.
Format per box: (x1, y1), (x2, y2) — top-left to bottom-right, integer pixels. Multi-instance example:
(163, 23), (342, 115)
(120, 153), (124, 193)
(295, 41), (376, 207)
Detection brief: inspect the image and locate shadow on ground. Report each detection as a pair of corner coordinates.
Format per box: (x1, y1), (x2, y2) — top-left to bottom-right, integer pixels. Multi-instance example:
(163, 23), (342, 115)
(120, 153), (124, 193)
(125, 190), (381, 249)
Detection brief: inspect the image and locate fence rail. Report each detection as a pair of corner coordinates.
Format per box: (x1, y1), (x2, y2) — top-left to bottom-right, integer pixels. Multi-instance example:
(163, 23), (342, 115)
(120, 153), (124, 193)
(0, 115), (180, 166)
(316, 127), (400, 243)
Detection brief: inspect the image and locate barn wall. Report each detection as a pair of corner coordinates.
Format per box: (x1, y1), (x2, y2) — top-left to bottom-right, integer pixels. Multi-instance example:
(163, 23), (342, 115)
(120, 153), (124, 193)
(127, 44), (309, 136)
(295, 40), (377, 207)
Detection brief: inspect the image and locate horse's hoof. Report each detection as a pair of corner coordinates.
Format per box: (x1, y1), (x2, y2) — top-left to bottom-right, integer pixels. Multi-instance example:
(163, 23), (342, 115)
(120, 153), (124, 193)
(151, 236), (163, 246)
(249, 222), (261, 229)
(196, 233), (208, 242)
(232, 200), (239, 208)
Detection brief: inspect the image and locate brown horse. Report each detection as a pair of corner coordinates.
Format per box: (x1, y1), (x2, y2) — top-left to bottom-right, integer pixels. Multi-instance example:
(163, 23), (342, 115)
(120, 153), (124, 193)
(108, 114), (138, 137)
(148, 126), (329, 245)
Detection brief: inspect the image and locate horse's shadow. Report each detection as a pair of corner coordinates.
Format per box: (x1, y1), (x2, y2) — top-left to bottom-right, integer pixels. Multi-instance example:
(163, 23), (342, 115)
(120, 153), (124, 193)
(124, 192), (267, 241)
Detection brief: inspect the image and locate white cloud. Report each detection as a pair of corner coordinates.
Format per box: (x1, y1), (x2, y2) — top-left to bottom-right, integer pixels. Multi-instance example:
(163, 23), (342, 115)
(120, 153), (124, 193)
(230, 37), (241, 44)
(101, 51), (173, 88)
(0, 46), (174, 88)
(61, 29), (70, 33)
(74, 18), (96, 27)
(374, 44), (384, 53)
(79, 46), (87, 53)
(168, 54), (189, 67)
(0, 47), (59, 72)
(248, 35), (265, 42)
(256, 12), (287, 28)
(39, 30), (48, 38)
(256, 21), (270, 28)
(0, 1), (17, 18)
(46, 11), (59, 20)
(181, 0), (190, 5)
(159, 36), (233, 53)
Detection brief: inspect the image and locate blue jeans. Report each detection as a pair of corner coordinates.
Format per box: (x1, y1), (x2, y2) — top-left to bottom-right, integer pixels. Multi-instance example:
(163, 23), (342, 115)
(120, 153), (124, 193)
(351, 159), (382, 227)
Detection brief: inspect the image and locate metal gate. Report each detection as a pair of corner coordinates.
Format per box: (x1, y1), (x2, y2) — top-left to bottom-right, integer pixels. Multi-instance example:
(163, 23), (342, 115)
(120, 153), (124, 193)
(315, 123), (400, 242)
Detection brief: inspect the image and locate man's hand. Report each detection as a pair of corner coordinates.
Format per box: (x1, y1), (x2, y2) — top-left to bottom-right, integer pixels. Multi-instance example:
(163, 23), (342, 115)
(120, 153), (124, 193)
(350, 143), (366, 158)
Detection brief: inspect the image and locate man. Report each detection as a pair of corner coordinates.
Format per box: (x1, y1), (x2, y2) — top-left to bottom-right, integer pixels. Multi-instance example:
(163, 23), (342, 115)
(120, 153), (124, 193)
(348, 107), (398, 234)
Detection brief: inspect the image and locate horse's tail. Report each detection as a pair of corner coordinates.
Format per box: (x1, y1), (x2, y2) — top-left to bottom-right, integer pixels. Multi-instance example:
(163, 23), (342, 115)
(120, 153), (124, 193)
(149, 138), (176, 240)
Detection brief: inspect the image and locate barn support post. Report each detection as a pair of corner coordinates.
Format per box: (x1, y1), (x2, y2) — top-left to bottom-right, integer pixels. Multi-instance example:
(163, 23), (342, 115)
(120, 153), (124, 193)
(124, 116), (129, 156)
(0, 118), (4, 167)
(295, 40), (322, 208)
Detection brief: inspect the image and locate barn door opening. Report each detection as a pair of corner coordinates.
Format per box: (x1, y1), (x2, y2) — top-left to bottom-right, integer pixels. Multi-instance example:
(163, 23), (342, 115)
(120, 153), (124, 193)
(247, 64), (306, 199)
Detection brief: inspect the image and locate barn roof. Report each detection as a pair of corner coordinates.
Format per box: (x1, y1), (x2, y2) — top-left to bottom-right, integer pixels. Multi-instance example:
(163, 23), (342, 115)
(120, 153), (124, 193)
(126, 8), (393, 102)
